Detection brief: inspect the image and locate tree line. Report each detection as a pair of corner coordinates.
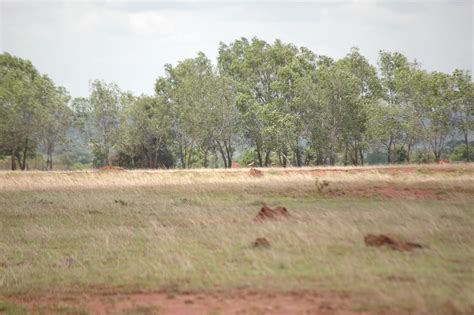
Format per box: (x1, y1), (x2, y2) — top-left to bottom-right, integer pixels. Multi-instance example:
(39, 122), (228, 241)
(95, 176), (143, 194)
(1, 37), (473, 170)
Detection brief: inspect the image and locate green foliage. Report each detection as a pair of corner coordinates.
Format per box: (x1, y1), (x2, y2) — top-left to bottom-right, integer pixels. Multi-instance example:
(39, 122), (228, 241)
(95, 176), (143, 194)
(450, 144), (474, 161)
(239, 149), (258, 166)
(70, 80), (128, 168)
(115, 95), (173, 168)
(0, 53), (41, 170)
(0, 301), (27, 315)
(1, 39), (472, 170)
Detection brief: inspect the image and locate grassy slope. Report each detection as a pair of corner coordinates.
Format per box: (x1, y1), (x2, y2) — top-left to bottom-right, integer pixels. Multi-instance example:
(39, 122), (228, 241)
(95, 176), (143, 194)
(0, 165), (473, 314)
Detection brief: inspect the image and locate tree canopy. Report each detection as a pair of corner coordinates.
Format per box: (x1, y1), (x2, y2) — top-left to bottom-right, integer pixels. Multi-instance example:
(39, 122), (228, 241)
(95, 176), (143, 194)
(1, 37), (473, 170)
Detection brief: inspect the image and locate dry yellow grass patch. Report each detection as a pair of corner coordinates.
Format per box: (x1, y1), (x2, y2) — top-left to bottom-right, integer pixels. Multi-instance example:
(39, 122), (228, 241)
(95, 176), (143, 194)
(0, 164), (473, 314)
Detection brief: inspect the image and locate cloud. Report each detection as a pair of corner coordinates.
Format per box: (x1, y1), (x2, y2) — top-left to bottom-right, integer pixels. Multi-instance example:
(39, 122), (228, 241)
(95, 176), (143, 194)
(128, 11), (175, 35)
(1, 1), (471, 98)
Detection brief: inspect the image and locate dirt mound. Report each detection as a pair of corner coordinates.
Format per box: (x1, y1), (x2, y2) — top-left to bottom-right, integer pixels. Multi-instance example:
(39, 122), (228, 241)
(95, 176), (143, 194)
(252, 237), (271, 248)
(97, 166), (126, 172)
(249, 168), (263, 177)
(255, 206), (290, 222)
(364, 234), (424, 251)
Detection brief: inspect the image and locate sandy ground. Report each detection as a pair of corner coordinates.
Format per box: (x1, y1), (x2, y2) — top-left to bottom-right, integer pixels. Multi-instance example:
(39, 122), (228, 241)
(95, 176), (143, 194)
(9, 290), (370, 315)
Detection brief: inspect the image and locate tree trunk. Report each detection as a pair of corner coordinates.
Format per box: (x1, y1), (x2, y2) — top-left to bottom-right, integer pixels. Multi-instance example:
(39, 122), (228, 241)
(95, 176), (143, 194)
(351, 146), (358, 166)
(295, 146), (302, 167)
(46, 145), (53, 171)
(179, 143), (186, 169)
(464, 132), (470, 162)
(282, 149), (288, 167)
(186, 148), (193, 169)
(11, 149), (17, 170)
(225, 141), (232, 169)
(406, 142), (412, 163)
(264, 151), (271, 167)
(256, 143), (263, 167)
(432, 137), (442, 163)
(387, 137), (393, 164)
(203, 149), (209, 168)
(20, 138), (29, 171)
(329, 148), (336, 166)
(343, 148), (348, 166)
(216, 142), (228, 168)
(153, 147), (159, 168)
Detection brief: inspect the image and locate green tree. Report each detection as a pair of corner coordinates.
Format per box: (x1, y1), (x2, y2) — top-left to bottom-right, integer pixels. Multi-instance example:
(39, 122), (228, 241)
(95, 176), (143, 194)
(417, 71), (455, 162)
(376, 50), (416, 163)
(451, 69), (473, 161)
(337, 47), (381, 165)
(116, 95), (172, 168)
(156, 52), (238, 168)
(86, 80), (123, 166)
(219, 37), (313, 166)
(0, 53), (41, 170)
(36, 75), (72, 170)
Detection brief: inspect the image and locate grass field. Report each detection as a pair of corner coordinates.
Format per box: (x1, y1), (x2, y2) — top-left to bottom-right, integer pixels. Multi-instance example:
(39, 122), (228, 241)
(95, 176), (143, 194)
(0, 164), (473, 314)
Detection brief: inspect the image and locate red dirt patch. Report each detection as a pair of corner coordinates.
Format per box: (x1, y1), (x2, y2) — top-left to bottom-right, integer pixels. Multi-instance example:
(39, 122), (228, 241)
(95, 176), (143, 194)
(7, 290), (368, 315)
(255, 206), (290, 222)
(249, 168), (263, 177)
(364, 234), (424, 251)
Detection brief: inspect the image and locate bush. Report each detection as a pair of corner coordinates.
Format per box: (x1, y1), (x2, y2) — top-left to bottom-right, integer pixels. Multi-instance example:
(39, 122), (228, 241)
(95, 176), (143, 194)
(412, 149), (434, 164)
(239, 149), (258, 166)
(450, 144), (473, 162)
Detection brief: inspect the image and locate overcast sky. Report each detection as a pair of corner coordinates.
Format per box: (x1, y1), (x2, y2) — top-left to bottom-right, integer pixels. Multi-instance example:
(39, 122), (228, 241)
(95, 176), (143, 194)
(1, 0), (472, 97)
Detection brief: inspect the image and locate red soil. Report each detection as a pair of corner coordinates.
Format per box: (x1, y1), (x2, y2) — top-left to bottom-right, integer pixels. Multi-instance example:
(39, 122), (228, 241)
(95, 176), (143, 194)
(7, 290), (368, 315)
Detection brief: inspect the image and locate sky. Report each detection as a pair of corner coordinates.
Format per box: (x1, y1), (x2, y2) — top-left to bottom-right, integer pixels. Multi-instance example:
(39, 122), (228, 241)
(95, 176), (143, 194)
(1, 0), (473, 97)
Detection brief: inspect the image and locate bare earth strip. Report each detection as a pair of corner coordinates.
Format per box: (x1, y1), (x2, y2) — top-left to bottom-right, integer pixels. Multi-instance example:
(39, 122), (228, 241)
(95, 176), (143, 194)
(8, 290), (369, 315)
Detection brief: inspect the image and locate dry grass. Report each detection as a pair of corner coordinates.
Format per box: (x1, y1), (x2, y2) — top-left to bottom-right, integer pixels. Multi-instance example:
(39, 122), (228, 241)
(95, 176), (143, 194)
(0, 164), (473, 314)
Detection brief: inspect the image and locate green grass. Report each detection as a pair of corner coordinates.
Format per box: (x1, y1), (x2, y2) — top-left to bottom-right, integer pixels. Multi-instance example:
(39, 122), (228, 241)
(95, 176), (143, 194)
(0, 167), (473, 314)
(0, 301), (27, 315)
